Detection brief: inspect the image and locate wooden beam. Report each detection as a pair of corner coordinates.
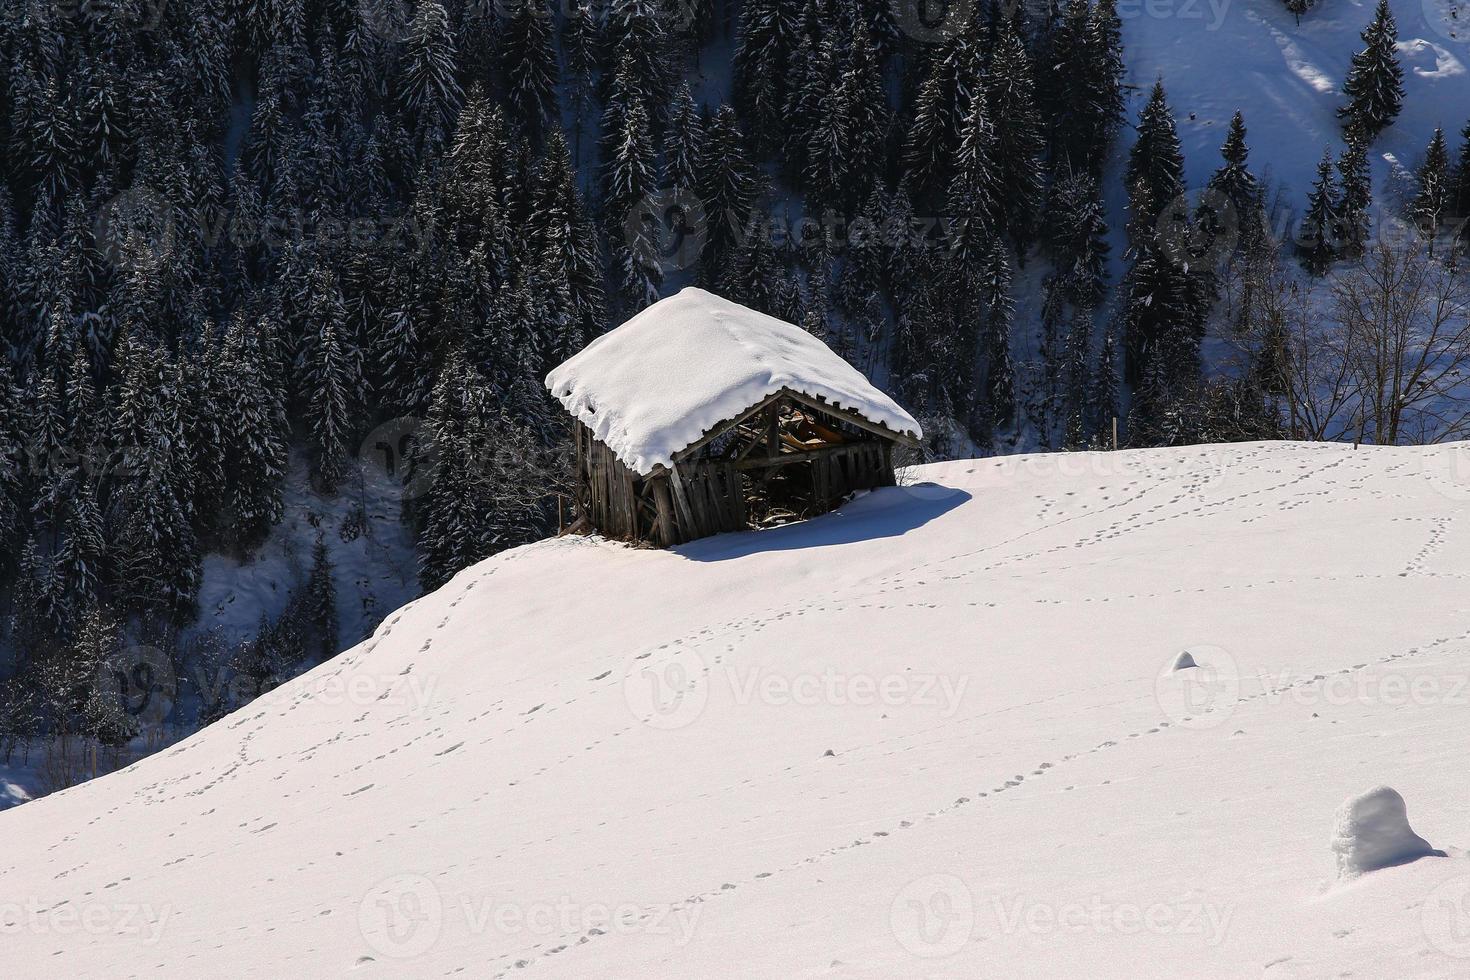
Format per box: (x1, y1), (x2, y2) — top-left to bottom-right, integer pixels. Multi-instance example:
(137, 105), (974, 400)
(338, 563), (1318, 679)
(669, 390), (790, 466)
(650, 477), (679, 546)
(781, 389), (922, 448)
(667, 462), (697, 539)
(734, 440), (883, 471)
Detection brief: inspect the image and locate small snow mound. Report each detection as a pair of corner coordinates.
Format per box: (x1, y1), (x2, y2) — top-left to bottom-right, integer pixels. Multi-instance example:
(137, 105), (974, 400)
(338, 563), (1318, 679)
(1172, 651), (1198, 671)
(1331, 786), (1439, 879)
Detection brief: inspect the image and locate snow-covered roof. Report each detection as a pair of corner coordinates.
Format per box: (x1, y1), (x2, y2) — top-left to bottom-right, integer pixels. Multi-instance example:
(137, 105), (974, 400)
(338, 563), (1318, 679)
(545, 288), (922, 476)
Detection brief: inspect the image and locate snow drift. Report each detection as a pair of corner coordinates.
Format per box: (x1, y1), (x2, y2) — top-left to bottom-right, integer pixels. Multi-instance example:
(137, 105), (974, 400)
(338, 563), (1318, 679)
(1332, 785), (1442, 878)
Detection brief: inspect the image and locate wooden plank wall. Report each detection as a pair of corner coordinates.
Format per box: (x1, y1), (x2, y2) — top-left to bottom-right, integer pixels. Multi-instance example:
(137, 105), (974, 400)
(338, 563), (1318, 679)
(576, 422), (650, 544)
(670, 460), (745, 542)
(810, 441), (893, 509)
(574, 422), (898, 548)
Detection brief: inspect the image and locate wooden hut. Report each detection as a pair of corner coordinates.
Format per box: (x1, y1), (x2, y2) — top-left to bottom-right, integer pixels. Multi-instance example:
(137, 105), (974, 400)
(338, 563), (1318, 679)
(546, 288), (923, 547)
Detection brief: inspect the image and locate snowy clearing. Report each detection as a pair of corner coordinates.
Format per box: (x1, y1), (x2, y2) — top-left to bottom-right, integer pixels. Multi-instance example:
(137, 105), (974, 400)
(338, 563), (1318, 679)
(4, 442), (1470, 977)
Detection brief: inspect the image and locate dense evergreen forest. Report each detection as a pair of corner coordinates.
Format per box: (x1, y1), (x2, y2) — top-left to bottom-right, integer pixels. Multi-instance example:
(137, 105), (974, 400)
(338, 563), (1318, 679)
(0, 0), (1465, 787)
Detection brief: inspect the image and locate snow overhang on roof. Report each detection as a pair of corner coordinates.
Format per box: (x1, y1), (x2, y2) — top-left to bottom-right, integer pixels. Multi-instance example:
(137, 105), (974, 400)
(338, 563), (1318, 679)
(545, 288), (923, 476)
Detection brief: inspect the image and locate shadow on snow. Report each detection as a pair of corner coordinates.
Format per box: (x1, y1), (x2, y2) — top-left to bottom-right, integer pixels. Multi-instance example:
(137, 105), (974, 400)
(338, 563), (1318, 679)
(674, 484), (970, 562)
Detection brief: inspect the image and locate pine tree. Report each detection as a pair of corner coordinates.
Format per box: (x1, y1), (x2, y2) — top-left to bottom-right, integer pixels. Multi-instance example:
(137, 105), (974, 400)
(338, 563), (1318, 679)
(602, 60), (661, 312)
(733, 0), (799, 156)
(1125, 80), (1185, 243)
(532, 131), (606, 343)
(302, 535), (338, 662)
(564, 2), (599, 157)
(1338, 0), (1405, 141)
(946, 88), (1001, 269)
(602, 0), (672, 119)
(399, 0), (464, 150)
(1336, 135), (1373, 256)
(979, 240), (1016, 440)
(1202, 111), (1266, 257)
(1092, 329), (1120, 444)
(1450, 121), (1470, 231)
(1410, 127), (1451, 251)
(842, 28), (890, 205)
(1043, 169), (1111, 312)
(107, 340), (201, 621)
(220, 312), (288, 554)
(496, 0), (560, 136)
(296, 269), (363, 493)
(986, 22), (1045, 254)
(903, 69), (952, 200)
(1300, 150), (1340, 275)
(663, 85), (704, 194)
(697, 106), (761, 280)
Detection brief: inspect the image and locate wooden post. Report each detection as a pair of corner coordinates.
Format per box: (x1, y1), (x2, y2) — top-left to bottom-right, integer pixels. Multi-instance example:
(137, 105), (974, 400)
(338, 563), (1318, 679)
(1111, 416), (1118, 451)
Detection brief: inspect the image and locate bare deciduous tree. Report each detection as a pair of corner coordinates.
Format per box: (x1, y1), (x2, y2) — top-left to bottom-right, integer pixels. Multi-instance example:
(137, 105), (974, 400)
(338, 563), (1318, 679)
(1231, 230), (1470, 444)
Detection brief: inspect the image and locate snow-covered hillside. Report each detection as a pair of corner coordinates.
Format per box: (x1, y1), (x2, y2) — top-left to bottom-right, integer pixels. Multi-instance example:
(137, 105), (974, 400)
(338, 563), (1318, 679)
(1122, 0), (1470, 210)
(5, 442), (1470, 977)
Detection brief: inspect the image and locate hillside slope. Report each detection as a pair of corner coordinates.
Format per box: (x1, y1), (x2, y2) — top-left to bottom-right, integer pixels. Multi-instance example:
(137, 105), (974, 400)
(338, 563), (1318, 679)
(5, 443), (1470, 977)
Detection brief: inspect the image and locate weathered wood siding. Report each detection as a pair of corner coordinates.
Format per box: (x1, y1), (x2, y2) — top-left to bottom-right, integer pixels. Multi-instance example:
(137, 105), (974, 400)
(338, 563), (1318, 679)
(573, 414), (901, 549)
